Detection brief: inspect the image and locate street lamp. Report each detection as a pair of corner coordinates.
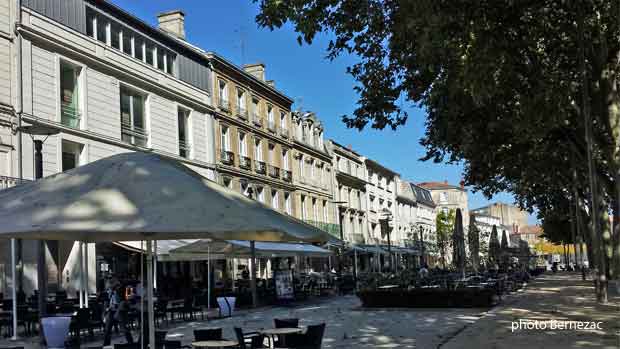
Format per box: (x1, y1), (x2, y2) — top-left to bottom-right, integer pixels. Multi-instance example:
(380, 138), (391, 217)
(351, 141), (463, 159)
(332, 201), (347, 277)
(16, 124), (60, 329)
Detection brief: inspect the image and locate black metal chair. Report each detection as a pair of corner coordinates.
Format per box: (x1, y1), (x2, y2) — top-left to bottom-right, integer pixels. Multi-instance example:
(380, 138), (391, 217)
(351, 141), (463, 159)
(114, 344), (139, 349)
(162, 340), (191, 349)
(274, 318), (299, 346)
(286, 323), (326, 349)
(194, 328), (222, 341)
(234, 327), (265, 349)
(155, 299), (169, 326)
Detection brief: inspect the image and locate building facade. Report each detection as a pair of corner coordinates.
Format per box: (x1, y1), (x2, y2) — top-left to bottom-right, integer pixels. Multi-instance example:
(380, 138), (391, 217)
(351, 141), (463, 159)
(418, 181), (469, 229)
(365, 159), (398, 246)
(394, 176), (416, 247)
(327, 140), (367, 244)
(411, 183), (437, 257)
(290, 111), (336, 237)
(471, 202), (529, 234)
(210, 57), (297, 218)
(0, 1), (220, 296)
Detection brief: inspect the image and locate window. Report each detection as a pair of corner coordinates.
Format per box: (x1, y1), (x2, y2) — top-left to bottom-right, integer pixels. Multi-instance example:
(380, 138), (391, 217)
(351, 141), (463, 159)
(254, 138), (263, 161)
(439, 192), (448, 203)
(166, 53), (175, 74)
(271, 189), (279, 209)
(285, 193), (292, 215)
(61, 140), (83, 172)
(218, 80), (228, 108)
(369, 196), (375, 211)
(323, 201), (328, 223)
(96, 14), (107, 44)
(222, 176), (232, 188)
(156, 48), (165, 72)
(122, 30), (132, 54)
(241, 181), (250, 197)
(267, 105), (274, 129)
(59, 61), (82, 129)
(86, 9), (95, 38)
(237, 88), (246, 113)
(134, 37), (144, 61)
(310, 159), (315, 178)
(280, 111), (287, 129)
(220, 125), (230, 151)
(178, 108), (191, 158)
(256, 186), (264, 203)
(252, 98), (260, 118)
(268, 144), (276, 165)
(145, 42), (155, 66)
(282, 150), (289, 171)
(301, 195), (307, 220)
(110, 22), (121, 49)
(312, 198), (318, 221)
(120, 86), (147, 147)
(238, 132), (247, 157)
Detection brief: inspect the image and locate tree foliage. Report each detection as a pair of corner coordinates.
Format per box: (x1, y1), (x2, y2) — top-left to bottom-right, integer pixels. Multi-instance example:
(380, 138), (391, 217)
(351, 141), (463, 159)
(435, 208), (455, 268)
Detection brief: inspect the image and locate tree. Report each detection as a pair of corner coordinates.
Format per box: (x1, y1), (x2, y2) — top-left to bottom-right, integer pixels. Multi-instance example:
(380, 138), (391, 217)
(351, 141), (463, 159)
(254, 0), (620, 302)
(435, 209), (455, 268)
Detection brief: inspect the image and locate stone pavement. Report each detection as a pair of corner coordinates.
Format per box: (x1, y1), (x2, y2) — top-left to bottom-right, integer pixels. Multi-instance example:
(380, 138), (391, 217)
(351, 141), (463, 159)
(2, 272), (617, 348)
(441, 272), (620, 349)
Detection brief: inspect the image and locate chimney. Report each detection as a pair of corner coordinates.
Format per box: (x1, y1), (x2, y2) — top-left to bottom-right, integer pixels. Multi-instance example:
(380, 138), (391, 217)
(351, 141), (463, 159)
(243, 63), (265, 81)
(157, 10), (186, 40)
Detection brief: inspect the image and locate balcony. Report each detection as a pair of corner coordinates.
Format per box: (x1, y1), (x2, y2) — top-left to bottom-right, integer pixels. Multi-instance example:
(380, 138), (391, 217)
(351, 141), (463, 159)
(268, 165), (280, 179)
(178, 139), (191, 159)
(61, 102), (81, 129)
(255, 160), (266, 174)
(305, 220), (341, 239)
(220, 150), (234, 165)
(282, 170), (292, 182)
(236, 106), (248, 120)
(239, 156), (252, 170)
(251, 113), (262, 127)
(1, 176), (31, 190)
(351, 233), (366, 244)
(218, 98), (230, 112)
(280, 127), (289, 138)
(267, 120), (276, 133)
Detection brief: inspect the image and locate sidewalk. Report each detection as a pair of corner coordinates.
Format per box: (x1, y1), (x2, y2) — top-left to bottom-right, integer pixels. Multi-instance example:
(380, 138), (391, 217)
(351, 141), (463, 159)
(441, 272), (620, 349)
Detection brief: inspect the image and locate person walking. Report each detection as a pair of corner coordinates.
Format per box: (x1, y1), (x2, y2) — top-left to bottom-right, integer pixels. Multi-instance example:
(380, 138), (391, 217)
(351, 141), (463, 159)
(103, 283), (134, 346)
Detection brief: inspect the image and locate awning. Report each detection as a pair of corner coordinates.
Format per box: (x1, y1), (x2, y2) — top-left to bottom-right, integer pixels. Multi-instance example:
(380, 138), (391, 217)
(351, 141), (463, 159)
(171, 239), (332, 258)
(113, 240), (228, 261)
(356, 245), (389, 255)
(0, 152), (330, 243)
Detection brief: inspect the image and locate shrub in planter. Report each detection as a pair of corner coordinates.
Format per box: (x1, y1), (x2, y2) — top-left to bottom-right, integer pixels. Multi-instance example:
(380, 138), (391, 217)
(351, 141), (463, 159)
(357, 288), (498, 308)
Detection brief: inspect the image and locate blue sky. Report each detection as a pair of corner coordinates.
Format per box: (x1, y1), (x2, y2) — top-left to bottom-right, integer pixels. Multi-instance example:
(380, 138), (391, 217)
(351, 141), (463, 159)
(110, 0), (535, 223)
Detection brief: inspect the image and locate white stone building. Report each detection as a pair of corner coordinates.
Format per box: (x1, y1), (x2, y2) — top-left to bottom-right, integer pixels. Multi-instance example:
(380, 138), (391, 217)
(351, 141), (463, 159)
(0, 0), (217, 296)
(394, 176), (417, 247)
(365, 158), (398, 246)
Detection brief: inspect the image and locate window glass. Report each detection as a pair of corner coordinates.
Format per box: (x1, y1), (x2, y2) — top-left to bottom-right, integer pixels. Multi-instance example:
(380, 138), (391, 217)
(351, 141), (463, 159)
(178, 108), (190, 158)
(166, 53), (175, 74)
(110, 22), (121, 49)
(134, 37), (144, 61)
(145, 42), (154, 65)
(60, 62), (81, 128)
(120, 87), (147, 147)
(157, 48), (165, 71)
(122, 30), (132, 54)
(96, 15), (107, 44)
(86, 9), (95, 38)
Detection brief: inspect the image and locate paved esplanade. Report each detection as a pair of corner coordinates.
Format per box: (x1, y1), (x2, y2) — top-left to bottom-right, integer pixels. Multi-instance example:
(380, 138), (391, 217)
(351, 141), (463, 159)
(441, 272), (620, 349)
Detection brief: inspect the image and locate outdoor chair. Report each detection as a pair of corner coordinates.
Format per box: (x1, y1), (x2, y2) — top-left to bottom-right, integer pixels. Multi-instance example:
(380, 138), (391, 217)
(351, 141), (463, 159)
(154, 299), (169, 326)
(70, 308), (92, 338)
(88, 303), (105, 333)
(233, 327), (265, 349)
(194, 328), (223, 341)
(182, 297), (201, 321)
(162, 340), (191, 349)
(114, 344), (139, 349)
(286, 323), (326, 349)
(274, 318), (299, 346)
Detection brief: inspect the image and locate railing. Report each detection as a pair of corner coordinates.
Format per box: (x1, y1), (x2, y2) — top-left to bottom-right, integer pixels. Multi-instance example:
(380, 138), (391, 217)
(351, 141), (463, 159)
(282, 170), (292, 182)
(178, 139), (191, 158)
(255, 160), (266, 174)
(267, 120), (276, 132)
(0, 176), (31, 190)
(121, 122), (148, 147)
(220, 150), (234, 165)
(280, 127), (289, 138)
(268, 165), (280, 178)
(61, 102), (81, 129)
(237, 106), (248, 120)
(251, 113), (262, 127)
(305, 220), (341, 239)
(239, 156), (252, 170)
(218, 98), (230, 111)
(351, 233), (366, 244)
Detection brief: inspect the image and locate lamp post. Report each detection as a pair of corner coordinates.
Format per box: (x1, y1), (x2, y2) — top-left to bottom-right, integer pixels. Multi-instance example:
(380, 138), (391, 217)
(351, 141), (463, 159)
(246, 187), (258, 308)
(15, 124), (59, 342)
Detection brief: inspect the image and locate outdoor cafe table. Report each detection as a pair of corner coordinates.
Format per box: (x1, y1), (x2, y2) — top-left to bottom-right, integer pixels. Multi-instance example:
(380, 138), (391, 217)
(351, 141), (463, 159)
(260, 327), (304, 348)
(192, 340), (238, 348)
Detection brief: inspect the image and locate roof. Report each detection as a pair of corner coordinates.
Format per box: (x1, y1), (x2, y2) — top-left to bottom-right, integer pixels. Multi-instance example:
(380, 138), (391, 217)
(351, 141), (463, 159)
(365, 158), (399, 176)
(418, 181), (465, 191)
(411, 183), (435, 207)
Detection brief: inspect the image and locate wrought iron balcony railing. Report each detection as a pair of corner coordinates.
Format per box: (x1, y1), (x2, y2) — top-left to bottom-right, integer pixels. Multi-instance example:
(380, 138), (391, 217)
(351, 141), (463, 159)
(239, 156), (252, 170)
(254, 160), (266, 174)
(61, 102), (81, 129)
(178, 139), (191, 159)
(237, 106), (248, 120)
(267, 120), (276, 133)
(282, 170), (292, 182)
(0, 176), (31, 191)
(268, 165), (280, 178)
(220, 150), (234, 165)
(251, 113), (262, 127)
(304, 220), (341, 239)
(218, 98), (230, 111)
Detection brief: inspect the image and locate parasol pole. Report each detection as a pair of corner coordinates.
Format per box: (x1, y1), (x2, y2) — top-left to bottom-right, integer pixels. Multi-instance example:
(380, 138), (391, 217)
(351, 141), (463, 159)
(146, 240), (155, 349)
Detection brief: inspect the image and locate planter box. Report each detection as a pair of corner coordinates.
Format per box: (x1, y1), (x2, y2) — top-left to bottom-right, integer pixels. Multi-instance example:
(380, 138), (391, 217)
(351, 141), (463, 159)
(41, 315), (72, 349)
(357, 288), (499, 308)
